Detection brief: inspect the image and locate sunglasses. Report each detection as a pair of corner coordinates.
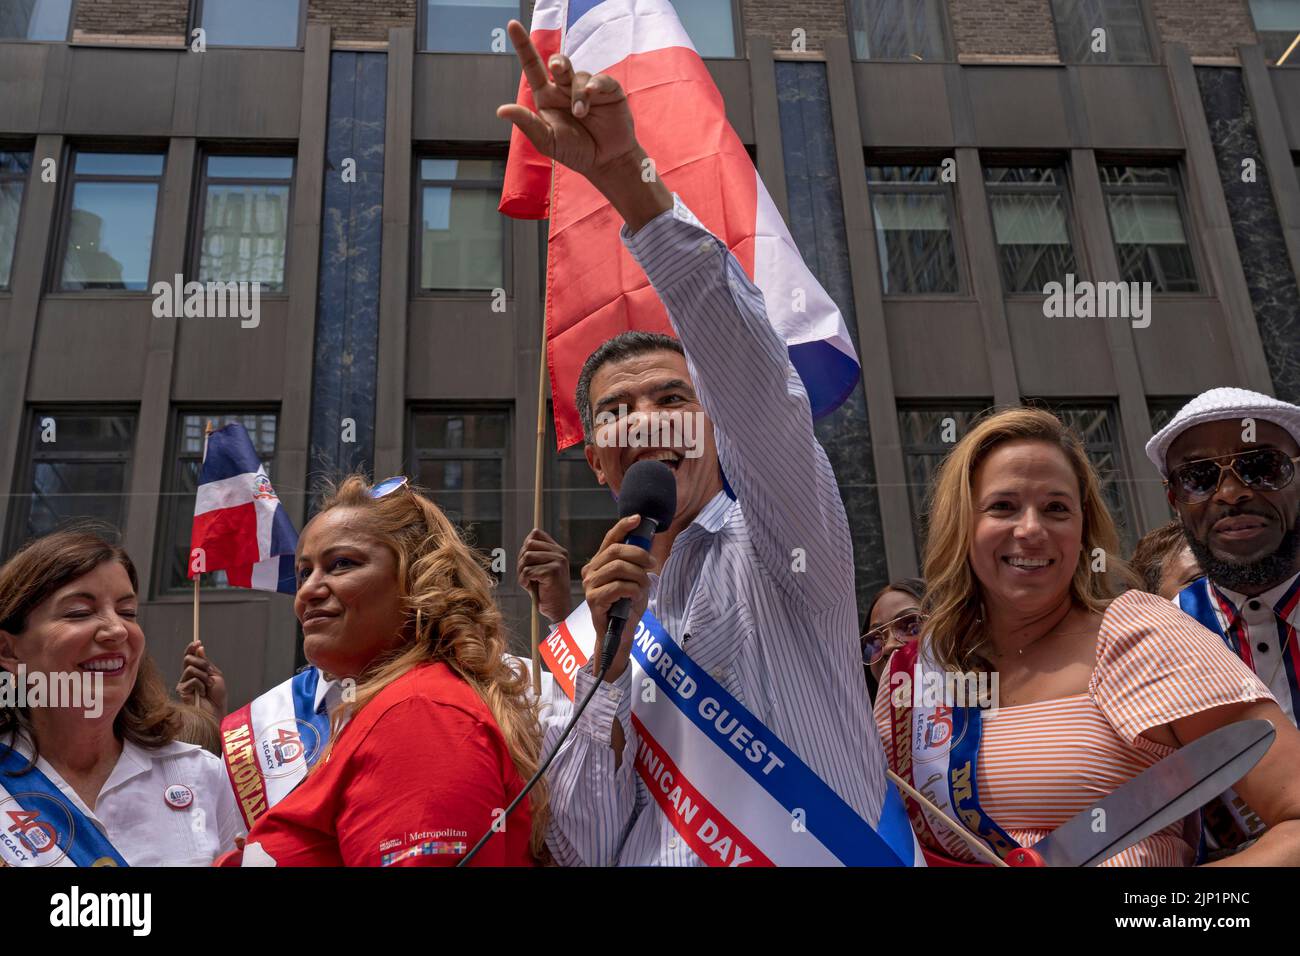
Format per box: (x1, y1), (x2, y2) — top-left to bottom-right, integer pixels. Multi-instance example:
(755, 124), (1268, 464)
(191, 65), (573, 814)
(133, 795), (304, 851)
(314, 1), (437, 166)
(861, 611), (926, 667)
(370, 476), (410, 498)
(1166, 449), (1300, 504)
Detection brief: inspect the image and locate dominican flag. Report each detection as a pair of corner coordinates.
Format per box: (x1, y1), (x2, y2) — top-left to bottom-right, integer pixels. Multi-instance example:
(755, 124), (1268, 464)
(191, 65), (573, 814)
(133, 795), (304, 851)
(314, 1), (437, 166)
(500, 0), (862, 449)
(190, 423), (298, 594)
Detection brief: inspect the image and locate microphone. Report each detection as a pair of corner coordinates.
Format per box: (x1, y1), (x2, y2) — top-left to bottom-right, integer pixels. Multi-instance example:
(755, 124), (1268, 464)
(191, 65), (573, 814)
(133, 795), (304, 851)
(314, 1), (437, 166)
(601, 458), (677, 672)
(457, 458), (676, 867)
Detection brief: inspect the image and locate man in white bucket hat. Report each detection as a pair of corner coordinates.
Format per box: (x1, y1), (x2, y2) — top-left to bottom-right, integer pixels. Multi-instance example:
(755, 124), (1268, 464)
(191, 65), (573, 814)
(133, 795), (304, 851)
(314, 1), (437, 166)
(1146, 386), (1300, 852)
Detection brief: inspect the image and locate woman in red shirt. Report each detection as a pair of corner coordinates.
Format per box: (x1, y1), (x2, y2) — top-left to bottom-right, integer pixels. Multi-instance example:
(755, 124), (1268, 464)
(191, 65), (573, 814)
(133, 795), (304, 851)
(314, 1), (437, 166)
(217, 475), (547, 867)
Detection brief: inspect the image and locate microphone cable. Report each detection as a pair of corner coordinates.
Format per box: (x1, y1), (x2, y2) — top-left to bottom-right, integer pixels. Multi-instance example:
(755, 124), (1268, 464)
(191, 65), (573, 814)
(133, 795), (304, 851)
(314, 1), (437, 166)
(458, 631), (617, 867)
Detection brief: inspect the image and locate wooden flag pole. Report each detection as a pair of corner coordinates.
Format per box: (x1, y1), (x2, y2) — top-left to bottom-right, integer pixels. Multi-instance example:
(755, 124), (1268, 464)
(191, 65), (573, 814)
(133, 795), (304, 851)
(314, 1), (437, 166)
(527, 168), (558, 697)
(529, 330), (547, 697)
(191, 419), (214, 704)
(886, 769), (1008, 867)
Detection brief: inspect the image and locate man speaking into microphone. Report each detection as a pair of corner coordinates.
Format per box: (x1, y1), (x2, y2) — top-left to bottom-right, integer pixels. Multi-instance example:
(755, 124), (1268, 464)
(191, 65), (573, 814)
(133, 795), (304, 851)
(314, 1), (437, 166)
(498, 17), (916, 867)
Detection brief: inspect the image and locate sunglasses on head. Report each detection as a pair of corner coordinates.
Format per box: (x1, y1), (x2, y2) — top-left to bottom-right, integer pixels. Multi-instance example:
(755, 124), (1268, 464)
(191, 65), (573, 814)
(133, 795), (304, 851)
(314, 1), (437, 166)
(860, 611), (926, 667)
(1166, 448), (1300, 505)
(370, 476), (410, 498)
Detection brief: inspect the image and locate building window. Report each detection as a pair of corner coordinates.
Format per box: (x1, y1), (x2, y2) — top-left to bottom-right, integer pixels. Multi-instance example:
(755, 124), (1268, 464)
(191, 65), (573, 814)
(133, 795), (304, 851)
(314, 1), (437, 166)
(984, 165), (1079, 294)
(898, 403), (989, 556)
(1099, 164), (1199, 293)
(409, 408), (509, 563)
(196, 155), (293, 291)
(546, 412), (615, 583)
(58, 152), (164, 292)
(0, 150), (31, 289)
(868, 163), (962, 294)
(6, 410), (136, 553)
(418, 157), (506, 292)
(1032, 401), (1139, 552)
(156, 411), (278, 593)
(849, 0), (948, 60)
(1147, 396), (1193, 436)
(0, 0), (72, 40)
(1250, 1), (1300, 65)
(196, 0), (301, 47)
(1147, 396), (1192, 518)
(673, 0), (736, 57)
(423, 0), (517, 52)
(1050, 0), (1153, 64)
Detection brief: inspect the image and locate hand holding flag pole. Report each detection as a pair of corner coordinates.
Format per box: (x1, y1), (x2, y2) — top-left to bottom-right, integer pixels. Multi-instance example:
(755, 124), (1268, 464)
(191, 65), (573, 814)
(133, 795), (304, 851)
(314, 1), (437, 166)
(501, 15), (574, 696)
(190, 419), (213, 704)
(186, 417), (300, 713)
(528, 285), (549, 697)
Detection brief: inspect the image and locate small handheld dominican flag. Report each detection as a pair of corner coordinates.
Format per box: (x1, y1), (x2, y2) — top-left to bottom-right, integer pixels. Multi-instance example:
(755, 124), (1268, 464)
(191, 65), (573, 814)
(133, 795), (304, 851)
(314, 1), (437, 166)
(190, 422), (298, 594)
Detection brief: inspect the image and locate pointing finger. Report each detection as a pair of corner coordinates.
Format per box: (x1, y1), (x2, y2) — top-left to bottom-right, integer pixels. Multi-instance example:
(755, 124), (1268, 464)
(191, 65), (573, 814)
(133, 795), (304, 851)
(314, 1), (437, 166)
(508, 19), (551, 93)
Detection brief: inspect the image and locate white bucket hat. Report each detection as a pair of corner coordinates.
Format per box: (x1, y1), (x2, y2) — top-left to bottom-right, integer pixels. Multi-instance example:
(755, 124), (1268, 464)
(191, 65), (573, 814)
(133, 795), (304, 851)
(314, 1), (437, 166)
(1145, 387), (1300, 478)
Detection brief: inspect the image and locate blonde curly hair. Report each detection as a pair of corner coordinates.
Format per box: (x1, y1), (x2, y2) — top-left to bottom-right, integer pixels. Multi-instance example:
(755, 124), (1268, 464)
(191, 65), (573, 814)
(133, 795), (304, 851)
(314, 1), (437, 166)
(311, 474), (549, 859)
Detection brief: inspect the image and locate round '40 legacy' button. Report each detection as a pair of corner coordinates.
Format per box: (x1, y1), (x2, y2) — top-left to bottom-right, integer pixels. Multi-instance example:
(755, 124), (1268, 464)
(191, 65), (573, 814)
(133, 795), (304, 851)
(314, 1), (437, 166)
(164, 784), (194, 809)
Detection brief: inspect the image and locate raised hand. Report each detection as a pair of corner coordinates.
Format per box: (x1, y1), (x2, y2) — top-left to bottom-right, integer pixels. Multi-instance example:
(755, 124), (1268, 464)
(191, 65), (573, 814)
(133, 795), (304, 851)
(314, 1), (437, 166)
(496, 19), (639, 178)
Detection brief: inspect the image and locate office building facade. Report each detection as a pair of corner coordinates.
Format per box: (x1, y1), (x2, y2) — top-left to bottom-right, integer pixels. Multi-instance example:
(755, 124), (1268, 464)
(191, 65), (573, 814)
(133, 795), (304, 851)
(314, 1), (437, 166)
(2, 0), (1299, 705)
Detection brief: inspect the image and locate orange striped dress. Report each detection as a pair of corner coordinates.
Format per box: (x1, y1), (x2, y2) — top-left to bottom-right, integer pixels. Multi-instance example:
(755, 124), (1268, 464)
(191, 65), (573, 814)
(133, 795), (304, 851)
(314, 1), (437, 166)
(874, 589), (1275, 866)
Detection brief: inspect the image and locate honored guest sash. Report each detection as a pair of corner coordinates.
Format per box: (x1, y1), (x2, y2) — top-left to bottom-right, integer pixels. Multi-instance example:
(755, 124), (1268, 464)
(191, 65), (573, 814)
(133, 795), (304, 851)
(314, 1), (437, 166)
(885, 641), (1019, 864)
(1176, 579), (1270, 847)
(542, 603), (916, 866)
(0, 745), (129, 867)
(221, 668), (332, 829)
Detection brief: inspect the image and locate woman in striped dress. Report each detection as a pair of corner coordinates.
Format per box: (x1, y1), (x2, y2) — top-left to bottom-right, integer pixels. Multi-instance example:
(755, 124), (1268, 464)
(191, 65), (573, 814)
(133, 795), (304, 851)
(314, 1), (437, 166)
(875, 407), (1300, 865)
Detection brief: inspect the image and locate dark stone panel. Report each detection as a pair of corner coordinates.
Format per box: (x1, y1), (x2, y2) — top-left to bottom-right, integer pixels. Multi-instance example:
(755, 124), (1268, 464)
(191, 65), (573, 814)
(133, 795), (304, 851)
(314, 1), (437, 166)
(776, 60), (888, 619)
(308, 51), (387, 500)
(1196, 67), (1300, 405)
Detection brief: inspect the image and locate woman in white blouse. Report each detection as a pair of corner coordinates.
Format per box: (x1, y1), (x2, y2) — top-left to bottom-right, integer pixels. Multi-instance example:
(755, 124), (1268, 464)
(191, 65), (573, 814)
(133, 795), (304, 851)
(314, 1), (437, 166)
(0, 530), (243, 866)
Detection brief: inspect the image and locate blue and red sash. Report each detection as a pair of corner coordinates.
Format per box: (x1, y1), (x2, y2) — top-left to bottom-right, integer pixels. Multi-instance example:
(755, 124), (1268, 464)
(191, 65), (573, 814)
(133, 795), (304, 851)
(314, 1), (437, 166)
(884, 641), (1019, 864)
(1178, 578), (1249, 662)
(0, 744), (129, 867)
(543, 604), (918, 866)
(1176, 578), (1272, 849)
(220, 668), (332, 829)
